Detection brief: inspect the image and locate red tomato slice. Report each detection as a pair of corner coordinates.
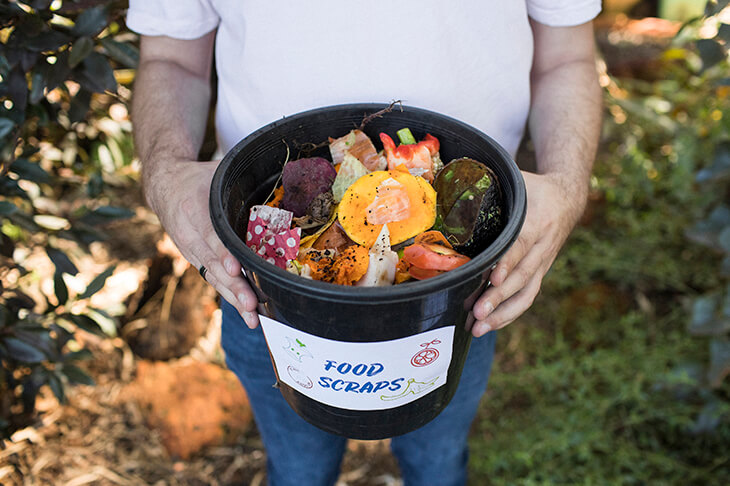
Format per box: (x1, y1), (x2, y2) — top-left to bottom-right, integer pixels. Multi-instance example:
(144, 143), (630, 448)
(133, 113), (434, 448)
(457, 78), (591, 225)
(402, 243), (470, 271)
(408, 265), (445, 280)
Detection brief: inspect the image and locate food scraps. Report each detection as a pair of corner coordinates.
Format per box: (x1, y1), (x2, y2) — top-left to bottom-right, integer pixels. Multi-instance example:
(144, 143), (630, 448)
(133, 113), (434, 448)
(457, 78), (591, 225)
(244, 128), (505, 285)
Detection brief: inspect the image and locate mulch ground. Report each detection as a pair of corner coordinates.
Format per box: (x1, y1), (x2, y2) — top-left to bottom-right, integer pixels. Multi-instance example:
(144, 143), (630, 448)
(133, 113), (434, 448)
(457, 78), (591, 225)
(0, 314), (402, 486)
(1, 203), (402, 486)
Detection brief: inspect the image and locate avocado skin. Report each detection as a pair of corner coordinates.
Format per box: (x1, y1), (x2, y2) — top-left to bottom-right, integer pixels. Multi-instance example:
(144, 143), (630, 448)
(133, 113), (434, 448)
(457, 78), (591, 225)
(434, 158), (505, 258)
(454, 176), (504, 258)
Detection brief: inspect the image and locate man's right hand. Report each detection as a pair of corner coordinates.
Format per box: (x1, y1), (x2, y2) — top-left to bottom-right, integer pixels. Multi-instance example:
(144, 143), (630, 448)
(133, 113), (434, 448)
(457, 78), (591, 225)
(144, 159), (260, 328)
(132, 32), (260, 328)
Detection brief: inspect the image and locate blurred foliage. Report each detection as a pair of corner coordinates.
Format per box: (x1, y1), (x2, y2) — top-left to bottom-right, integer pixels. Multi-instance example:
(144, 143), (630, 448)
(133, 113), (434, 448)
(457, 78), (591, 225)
(0, 0), (136, 438)
(470, 2), (730, 484)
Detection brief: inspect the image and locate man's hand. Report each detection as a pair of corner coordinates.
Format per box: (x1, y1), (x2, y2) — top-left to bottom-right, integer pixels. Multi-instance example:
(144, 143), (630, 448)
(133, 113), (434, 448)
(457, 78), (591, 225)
(470, 19), (602, 337)
(471, 171), (583, 337)
(145, 159), (260, 328)
(133, 33), (261, 328)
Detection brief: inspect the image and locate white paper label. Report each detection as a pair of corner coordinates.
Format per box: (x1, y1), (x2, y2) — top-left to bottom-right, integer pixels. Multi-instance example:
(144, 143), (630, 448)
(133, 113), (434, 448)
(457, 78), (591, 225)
(260, 315), (455, 411)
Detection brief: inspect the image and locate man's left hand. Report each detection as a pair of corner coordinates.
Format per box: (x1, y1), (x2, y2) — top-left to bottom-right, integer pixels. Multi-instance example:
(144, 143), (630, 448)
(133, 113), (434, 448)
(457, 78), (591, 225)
(471, 171), (586, 337)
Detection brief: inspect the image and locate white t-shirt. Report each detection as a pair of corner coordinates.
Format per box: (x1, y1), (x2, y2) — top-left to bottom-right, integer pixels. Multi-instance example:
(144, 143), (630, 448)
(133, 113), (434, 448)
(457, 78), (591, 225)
(127, 1), (600, 158)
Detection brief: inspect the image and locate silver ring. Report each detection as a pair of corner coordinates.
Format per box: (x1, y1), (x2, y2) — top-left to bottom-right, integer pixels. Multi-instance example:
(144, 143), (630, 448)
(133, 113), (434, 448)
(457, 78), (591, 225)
(198, 265), (208, 281)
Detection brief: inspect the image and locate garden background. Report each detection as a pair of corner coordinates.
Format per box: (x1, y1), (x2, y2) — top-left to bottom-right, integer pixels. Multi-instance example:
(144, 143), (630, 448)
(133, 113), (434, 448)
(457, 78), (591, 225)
(1, 1), (730, 484)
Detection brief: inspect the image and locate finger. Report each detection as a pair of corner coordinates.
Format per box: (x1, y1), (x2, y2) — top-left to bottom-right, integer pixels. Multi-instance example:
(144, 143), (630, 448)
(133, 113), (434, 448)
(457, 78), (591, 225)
(182, 228), (260, 326)
(222, 252), (242, 277)
(201, 257), (260, 329)
(197, 225), (258, 314)
(188, 187), (243, 280)
(179, 195), (258, 311)
(201, 228), (242, 278)
(472, 273), (542, 337)
(490, 229), (539, 287)
(473, 240), (548, 320)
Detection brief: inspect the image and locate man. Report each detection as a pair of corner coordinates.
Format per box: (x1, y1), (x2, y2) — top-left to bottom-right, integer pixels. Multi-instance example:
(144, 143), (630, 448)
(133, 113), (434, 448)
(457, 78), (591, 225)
(129, 2), (602, 484)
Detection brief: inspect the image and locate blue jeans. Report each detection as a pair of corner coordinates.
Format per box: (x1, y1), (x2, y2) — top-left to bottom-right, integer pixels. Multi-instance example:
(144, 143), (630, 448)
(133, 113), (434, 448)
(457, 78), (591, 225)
(220, 300), (496, 486)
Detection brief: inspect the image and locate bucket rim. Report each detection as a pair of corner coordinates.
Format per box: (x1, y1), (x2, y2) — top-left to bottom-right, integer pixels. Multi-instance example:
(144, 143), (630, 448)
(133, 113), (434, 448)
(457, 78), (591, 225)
(210, 102), (527, 304)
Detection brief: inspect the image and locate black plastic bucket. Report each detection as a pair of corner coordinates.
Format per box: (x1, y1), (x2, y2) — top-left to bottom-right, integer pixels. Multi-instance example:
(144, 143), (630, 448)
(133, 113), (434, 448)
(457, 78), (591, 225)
(210, 103), (526, 439)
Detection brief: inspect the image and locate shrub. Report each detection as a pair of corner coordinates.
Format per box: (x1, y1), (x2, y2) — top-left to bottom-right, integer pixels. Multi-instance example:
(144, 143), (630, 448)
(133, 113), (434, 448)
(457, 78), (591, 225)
(0, 0), (136, 438)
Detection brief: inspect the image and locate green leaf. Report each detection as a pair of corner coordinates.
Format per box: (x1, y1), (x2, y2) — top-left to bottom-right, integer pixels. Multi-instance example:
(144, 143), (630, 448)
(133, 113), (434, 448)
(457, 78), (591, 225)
(7, 66), (28, 114)
(0, 118), (15, 138)
(86, 307), (117, 337)
(0, 3), (24, 19)
(4, 291), (35, 311)
(68, 88), (92, 123)
(0, 232), (14, 259)
(50, 323), (73, 349)
(24, 30), (71, 52)
(78, 265), (115, 299)
(11, 12), (44, 38)
(708, 338), (730, 387)
(87, 171), (104, 198)
(62, 364), (94, 386)
(46, 246), (78, 275)
(44, 52), (70, 92)
(74, 52), (116, 93)
(719, 23), (730, 43)
(0, 305), (9, 328)
(54, 270), (68, 306)
(689, 294), (722, 335)
(29, 69), (45, 105)
(0, 54), (10, 78)
(20, 49), (39, 73)
(68, 36), (94, 69)
(62, 224), (105, 247)
(689, 400), (723, 434)
(689, 316), (730, 336)
(10, 158), (51, 184)
(13, 328), (57, 360)
(719, 226), (730, 253)
(722, 256), (730, 277)
(28, 0), (53, 9)
(71, 6), (109, 37)
(5, 219), (39, 248)
(100, 38), (139, 68)
(3, 337), (46, 363)
(1, 178), (29, 201)
(706, 0), (730, 16)
(696, 143), (730, 183)
(664, 362), (703, 388)
(21, 368), (46, 413)
(695, 39), (727, 70)
(78, 205), (134, 226)
(685, 204), (730, 249)
(0, 201), (18, 216)
(63, 313), (107, 336)
(47, 370), (65, 403)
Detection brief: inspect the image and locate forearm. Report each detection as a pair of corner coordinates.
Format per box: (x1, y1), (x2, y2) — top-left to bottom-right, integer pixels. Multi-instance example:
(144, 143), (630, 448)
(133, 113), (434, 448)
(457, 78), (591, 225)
(528, 24), (603, 224)
(529, 60), (601, 200)
(131, 35), (214, 212)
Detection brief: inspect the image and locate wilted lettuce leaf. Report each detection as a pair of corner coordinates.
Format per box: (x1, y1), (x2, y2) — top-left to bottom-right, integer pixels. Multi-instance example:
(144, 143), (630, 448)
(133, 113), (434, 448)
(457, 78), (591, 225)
(332, 152), (369, 202)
